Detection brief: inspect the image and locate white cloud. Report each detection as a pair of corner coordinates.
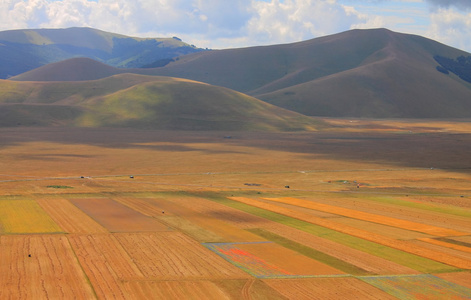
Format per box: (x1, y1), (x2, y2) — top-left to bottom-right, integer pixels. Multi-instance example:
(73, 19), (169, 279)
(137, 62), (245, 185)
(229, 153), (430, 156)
(243, 0), (363, 46)
(0, 0), (470, 52)
(427, 7), (471, 52)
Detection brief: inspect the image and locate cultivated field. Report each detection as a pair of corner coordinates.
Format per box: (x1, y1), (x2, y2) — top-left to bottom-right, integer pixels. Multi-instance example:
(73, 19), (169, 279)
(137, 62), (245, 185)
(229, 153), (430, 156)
(1, 119), (471, 299)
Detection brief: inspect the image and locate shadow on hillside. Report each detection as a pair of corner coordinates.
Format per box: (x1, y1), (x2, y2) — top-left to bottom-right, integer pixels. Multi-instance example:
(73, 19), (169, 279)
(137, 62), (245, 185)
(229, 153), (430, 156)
(1, 127), (470, 171)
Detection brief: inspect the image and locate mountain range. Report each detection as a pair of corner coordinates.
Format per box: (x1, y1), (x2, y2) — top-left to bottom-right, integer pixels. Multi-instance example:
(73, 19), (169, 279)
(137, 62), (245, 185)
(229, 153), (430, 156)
(0, 27), (203, 79)
(2, 27), (471, 127)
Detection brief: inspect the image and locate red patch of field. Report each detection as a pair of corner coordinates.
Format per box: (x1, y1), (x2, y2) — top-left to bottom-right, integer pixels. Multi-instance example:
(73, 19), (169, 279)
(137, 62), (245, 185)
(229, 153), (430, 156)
(0, 235), (95, 299)
(206, 242), (343, 278)
(36, 197), (108, 234)
(69, 197), (169, 232)
(265, 277), (397, 300)
(115, 232), (250, 279)
(68, 234), (144, 299)
(123, 280), (230, 300)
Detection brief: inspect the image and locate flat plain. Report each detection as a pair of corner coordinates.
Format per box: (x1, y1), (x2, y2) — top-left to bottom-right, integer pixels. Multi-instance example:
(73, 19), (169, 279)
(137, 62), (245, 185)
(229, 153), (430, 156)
(1, 119), (471, 299)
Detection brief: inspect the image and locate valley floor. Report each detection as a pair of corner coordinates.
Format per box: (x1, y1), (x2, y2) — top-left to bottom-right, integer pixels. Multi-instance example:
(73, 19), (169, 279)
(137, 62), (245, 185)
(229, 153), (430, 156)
(1, 120), (470, 299)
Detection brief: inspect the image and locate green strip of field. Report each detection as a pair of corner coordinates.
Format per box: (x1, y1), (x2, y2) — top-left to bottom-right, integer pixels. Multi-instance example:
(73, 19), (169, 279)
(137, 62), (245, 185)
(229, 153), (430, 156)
(247, 228), (372, 276)
(202, 193), (457, 274)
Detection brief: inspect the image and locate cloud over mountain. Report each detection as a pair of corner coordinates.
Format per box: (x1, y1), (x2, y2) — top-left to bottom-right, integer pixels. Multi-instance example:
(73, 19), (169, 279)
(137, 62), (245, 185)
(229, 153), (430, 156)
(0, 0), (470, 52)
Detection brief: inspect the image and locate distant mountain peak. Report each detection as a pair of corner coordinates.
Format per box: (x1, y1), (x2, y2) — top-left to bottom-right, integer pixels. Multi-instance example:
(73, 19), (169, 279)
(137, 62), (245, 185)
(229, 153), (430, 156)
(0, 27), (206, 78)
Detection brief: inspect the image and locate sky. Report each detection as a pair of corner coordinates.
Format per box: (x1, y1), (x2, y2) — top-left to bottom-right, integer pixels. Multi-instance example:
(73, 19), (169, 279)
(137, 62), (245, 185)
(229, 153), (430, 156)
(0, 0), (470, 52)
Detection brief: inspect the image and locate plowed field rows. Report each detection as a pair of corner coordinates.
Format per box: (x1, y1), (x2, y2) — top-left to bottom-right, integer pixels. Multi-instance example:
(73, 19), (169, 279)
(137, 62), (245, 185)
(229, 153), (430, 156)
(229, 196), (471, 270)
(115, 232), (250, 279)
(0, 235), (95, 299)
(68, 234), (144, 299)
(123, 280), (230, 300)
(36, 197), (108, 234)
(1, 126), (471, 298)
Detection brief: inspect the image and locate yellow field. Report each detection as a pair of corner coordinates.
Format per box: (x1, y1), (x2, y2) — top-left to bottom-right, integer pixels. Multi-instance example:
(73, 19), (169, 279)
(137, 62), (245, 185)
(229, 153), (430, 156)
(1, 123), (471, 299)
(0, 199), (62, 233)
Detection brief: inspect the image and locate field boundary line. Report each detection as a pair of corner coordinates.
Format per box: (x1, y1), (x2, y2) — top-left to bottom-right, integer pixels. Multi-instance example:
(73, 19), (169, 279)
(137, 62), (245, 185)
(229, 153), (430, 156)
(229, 197), (471, 269)
(262, 197), (467, 237)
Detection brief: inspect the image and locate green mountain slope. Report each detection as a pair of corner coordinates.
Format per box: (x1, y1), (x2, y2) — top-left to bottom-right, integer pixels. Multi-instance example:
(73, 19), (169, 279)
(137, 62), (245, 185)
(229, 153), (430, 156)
(0, 27), (203, 79)
(0, 74), (320, 131)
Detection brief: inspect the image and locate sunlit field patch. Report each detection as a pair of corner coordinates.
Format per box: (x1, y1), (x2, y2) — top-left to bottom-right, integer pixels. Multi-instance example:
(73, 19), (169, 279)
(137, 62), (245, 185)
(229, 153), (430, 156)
(0, 199), (62, 233)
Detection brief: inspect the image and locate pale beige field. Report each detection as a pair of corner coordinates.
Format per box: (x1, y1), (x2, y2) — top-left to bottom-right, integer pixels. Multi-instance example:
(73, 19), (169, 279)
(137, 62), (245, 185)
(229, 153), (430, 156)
(1, 120), (471, 299)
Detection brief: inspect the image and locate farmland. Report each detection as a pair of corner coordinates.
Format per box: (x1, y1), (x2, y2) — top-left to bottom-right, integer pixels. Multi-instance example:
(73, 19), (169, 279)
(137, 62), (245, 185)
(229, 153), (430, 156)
(1, 119), (471, 299)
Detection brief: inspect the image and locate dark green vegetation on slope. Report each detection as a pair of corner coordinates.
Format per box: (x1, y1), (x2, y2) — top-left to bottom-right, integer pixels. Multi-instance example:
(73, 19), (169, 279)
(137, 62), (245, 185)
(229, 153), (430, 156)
(0, 73), (320, 131)
(434, 55), (471, 83)
(10, 28), (471, 118)
(0, 27), (203, 79)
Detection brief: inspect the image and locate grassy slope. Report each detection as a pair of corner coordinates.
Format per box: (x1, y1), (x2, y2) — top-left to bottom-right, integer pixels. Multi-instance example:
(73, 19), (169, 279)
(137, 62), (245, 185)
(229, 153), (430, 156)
(144, 29), (471, 118)
(0, 74), (320, 131)
(257, 31), (471, 117)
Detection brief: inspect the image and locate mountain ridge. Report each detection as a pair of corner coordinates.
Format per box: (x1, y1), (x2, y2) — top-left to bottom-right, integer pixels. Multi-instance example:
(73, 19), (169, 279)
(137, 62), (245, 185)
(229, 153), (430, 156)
(7, 27), (471, 118)
(0, 27), (204, 78)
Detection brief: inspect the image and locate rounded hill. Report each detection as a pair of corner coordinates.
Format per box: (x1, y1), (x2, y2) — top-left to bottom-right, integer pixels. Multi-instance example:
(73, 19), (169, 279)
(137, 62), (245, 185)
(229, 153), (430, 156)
(0, 74), (320, 131)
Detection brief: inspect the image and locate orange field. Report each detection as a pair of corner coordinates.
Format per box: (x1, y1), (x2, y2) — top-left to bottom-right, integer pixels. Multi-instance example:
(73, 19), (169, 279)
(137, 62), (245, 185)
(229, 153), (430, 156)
(0, 235), (95, 299)
(115, 232), (250, 279)
(1, 123), (471, 298)
(123, 280), (231, 300)
(265, 277), (397, 300)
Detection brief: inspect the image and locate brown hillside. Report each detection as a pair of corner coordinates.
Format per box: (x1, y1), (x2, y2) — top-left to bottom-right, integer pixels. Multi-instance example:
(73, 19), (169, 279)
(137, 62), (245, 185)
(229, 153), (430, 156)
(10, 28), (471, 118)
(10, 58), (124, 81)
